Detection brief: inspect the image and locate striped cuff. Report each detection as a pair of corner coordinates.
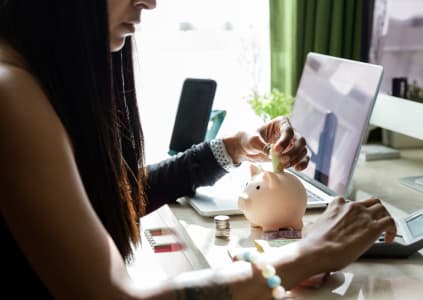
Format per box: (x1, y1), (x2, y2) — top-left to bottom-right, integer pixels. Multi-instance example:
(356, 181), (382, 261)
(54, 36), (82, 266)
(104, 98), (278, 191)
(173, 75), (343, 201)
(209, 139), (240, 172)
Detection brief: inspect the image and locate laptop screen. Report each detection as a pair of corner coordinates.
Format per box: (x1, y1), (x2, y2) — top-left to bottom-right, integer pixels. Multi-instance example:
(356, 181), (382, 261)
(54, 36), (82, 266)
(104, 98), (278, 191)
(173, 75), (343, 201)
(290, 53), (383, 196)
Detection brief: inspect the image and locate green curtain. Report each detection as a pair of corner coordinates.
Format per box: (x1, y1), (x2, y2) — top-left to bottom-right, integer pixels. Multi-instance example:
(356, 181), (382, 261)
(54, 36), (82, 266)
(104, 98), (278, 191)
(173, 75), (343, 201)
(270, 0), (372, 97)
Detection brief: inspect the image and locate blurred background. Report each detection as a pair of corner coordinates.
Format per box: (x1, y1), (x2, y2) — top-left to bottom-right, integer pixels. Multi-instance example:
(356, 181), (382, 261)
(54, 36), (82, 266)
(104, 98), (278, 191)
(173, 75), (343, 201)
(135, 0), (423, 164)
(135, 0), (269, 163)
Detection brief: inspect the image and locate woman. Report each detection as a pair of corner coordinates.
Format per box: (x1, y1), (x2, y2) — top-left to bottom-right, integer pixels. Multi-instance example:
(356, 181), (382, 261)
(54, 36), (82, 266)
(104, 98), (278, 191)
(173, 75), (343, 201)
(0, 0), (396, 299)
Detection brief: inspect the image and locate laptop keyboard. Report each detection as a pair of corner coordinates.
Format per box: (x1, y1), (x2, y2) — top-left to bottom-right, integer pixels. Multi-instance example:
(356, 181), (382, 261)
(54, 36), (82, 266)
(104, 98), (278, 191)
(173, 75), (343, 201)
(306, 190), (326, 203)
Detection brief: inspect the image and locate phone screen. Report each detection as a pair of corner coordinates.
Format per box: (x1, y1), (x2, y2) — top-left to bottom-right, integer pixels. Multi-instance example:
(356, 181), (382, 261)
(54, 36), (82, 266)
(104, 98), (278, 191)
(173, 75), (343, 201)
(169, 78), (217, 154)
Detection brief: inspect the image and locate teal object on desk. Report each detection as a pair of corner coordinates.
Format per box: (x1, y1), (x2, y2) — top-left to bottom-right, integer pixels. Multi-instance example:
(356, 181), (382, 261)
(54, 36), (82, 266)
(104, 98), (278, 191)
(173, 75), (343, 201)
(168, 109), (226, 156)
(205, 109), (226, 141)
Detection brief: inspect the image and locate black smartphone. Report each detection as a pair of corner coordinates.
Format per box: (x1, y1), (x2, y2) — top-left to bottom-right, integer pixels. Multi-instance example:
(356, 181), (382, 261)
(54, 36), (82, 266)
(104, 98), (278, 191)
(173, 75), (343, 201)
(169, 78), (217, 155)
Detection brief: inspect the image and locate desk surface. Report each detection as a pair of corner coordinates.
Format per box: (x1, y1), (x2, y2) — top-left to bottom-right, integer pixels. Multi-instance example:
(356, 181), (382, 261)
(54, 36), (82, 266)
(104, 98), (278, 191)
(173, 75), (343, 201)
(352, 148), (423, 213)
(169, 148), (423, 300)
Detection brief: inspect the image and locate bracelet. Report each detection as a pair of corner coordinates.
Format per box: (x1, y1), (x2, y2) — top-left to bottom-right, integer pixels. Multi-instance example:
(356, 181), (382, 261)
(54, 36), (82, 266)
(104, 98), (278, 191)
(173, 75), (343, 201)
(236, 251), (285, 299)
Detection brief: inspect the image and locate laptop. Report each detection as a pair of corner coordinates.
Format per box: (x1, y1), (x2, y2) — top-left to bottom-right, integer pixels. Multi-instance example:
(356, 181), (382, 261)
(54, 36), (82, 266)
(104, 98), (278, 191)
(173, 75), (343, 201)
(184, 163), (252, 216)
(186, 52), (384, 216)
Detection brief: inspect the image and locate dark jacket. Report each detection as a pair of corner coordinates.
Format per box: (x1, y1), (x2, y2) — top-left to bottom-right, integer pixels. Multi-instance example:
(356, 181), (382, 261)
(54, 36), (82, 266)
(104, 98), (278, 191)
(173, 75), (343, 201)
(145, 142), (227, 213)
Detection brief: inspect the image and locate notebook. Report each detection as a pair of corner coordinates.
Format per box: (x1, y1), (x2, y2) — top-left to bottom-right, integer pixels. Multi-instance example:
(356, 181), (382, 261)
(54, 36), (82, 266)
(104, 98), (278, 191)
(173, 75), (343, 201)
(126, 205), (209, 286)
(187, 52), (384, 216)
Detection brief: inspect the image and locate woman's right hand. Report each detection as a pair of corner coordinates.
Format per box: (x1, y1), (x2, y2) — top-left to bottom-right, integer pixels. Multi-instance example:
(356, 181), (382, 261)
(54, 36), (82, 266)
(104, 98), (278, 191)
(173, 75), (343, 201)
(299, 197), (397, 274)
(169, 197), (397, 299)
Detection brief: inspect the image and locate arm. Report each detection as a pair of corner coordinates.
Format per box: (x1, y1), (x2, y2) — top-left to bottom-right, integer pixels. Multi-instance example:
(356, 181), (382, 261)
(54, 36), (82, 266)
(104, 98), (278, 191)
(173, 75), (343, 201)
(145, 143), (227, 213)
(0, 65), (173, 299)
(145, 116), (310, 212)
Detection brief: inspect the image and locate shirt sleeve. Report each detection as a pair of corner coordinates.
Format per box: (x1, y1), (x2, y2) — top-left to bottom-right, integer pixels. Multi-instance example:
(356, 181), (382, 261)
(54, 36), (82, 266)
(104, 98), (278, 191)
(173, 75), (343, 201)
(209, 138), (241, 172)
(144, 142), (228, 213)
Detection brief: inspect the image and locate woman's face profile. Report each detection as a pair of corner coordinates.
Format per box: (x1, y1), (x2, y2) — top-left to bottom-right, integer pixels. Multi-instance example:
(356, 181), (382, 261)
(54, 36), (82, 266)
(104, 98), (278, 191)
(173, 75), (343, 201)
(108, 0), (156, 51)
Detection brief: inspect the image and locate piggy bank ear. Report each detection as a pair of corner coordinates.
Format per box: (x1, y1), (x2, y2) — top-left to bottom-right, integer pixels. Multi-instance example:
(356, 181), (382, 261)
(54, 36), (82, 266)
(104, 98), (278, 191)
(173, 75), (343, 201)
(263, 171), (278, 188)
(250, 164), (262, 177)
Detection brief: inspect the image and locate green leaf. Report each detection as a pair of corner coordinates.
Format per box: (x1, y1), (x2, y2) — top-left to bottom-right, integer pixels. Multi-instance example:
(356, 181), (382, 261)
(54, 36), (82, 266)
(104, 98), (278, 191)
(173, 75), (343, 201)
(247, 89), (294, 121)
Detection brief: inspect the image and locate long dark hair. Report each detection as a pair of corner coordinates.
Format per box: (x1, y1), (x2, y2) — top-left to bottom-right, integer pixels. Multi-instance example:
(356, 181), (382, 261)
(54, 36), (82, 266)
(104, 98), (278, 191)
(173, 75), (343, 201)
(0, 0), (147, 260)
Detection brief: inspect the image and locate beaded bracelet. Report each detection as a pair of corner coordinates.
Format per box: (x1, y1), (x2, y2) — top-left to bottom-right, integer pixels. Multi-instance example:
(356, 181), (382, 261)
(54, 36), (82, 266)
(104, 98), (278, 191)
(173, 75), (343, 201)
(236, 251), (285, 299)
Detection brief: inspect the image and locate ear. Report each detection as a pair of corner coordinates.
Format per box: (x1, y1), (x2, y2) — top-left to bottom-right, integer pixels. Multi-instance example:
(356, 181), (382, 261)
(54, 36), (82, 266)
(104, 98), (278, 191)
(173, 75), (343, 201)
(250, 164), (262, 177)
(263, 171), (278, 188)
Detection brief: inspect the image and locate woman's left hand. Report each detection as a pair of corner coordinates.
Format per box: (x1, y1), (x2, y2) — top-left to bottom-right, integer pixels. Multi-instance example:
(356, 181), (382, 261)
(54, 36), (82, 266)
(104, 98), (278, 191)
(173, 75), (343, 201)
(223, 116), (309, 171)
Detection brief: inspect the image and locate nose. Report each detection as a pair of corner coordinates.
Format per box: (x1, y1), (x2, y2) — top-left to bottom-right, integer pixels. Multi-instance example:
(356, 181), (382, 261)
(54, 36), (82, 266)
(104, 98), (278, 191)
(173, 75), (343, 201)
(134, 0), (156, 10)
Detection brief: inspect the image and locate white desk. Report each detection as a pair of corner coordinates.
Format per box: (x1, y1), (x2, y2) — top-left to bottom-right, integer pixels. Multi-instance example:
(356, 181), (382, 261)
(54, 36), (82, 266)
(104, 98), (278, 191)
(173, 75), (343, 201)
(168, 148), (423, 299)
(352, 149), (423, 213)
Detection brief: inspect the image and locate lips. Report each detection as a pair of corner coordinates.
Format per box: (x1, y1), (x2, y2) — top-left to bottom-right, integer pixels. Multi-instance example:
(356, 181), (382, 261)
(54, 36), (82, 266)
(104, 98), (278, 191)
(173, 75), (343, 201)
(122, 22), (136, 34)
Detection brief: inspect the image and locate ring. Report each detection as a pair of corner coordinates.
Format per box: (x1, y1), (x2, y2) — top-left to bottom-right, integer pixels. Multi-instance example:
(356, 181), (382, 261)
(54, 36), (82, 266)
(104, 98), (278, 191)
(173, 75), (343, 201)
(263, 143), (272, 155)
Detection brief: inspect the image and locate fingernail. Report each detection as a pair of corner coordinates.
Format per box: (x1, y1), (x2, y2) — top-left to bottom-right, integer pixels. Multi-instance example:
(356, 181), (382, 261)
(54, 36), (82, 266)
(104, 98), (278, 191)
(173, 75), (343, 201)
(281, 155), (290, 163)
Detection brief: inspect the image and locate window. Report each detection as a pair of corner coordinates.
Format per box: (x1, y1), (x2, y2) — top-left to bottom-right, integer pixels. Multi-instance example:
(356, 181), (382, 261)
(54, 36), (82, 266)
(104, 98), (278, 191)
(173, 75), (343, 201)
(371, 0), (423, 96)
(135, 0), (269, 163)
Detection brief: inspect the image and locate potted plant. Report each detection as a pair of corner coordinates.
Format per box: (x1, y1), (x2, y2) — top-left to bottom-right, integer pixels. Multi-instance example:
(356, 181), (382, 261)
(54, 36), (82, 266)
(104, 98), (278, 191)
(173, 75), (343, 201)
(247, 89), (294, 121)
(408, 80), (423, 103)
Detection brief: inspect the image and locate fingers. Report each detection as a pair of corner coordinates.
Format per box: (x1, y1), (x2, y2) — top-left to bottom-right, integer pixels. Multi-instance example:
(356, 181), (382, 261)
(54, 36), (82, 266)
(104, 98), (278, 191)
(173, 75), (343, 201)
(350, 197), (397, 243)
(294, 155), (310, 171)
(324, 197), (346, 213)
(287, 145), (307, 168)
(274, 126), (294, 152)
(359, 197), (382, 207)
(249, 135), (268, 155)
(279, 137), (307, 168)
(375, 216), (397, 243)
(363, 198), (391, 224)
(334, 197), (347, 203)
(366, 199), (397, 242)
(260, 117), (309, 170)
(367, 201), (388, 219)
(258, 117), (285, 143)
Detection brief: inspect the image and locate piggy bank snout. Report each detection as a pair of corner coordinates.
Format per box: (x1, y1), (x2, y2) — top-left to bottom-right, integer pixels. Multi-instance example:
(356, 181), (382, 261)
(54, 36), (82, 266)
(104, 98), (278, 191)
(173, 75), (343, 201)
(238, 192), (251, 210)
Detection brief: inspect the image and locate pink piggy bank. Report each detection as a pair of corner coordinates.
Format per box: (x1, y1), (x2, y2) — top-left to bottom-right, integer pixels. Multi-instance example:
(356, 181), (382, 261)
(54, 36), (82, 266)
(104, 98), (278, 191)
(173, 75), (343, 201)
(238, 164), (307, 231)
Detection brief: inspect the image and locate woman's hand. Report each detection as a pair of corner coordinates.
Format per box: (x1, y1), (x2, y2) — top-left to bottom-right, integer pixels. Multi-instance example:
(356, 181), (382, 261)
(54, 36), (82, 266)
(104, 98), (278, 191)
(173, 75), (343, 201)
(223, 116), (309, 171)
(299, 197), (397, 274)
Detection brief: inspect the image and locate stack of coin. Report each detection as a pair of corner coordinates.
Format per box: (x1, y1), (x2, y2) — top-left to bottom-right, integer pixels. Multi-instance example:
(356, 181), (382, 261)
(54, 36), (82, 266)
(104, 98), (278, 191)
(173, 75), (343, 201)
(214, 215), (230, 239)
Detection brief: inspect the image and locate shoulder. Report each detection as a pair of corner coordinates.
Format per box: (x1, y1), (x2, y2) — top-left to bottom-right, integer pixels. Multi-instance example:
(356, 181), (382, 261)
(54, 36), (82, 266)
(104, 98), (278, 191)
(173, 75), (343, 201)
(0, 62), (71, 184)
(0, 62), (46, 107)
(0, 63), (64, 135)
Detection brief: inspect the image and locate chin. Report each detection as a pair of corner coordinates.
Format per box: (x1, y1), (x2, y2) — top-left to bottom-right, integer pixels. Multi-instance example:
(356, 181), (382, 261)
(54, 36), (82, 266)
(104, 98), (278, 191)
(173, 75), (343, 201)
(110, 37), (126, 52)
